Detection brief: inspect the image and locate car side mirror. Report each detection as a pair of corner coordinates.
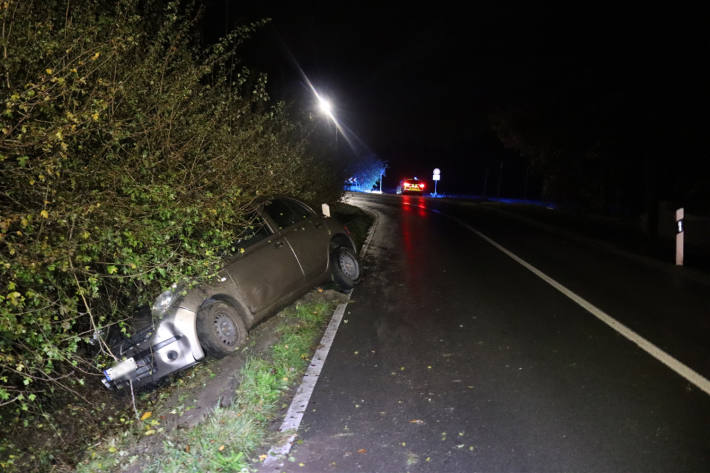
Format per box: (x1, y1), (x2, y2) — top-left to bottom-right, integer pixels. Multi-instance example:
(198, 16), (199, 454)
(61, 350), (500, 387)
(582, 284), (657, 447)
(321, 203), (331, 218)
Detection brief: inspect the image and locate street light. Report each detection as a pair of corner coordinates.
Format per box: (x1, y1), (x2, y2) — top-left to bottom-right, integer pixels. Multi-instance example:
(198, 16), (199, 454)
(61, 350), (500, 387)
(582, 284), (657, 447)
(315, 92), (335, 121)
(315, 91), (338, 145)
(317, 95), (334, 119)
(310, 86), (351, 150)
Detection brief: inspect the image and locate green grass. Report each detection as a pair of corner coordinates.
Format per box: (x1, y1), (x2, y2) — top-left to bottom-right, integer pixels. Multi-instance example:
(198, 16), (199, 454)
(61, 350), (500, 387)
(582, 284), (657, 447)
(75, 299), (337, 473)
(333, 202), (374, 251)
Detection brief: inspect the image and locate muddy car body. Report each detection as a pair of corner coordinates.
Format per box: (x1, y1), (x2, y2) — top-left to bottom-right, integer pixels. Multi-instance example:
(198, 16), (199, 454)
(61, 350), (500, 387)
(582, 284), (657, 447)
(103, 196), (359, 390)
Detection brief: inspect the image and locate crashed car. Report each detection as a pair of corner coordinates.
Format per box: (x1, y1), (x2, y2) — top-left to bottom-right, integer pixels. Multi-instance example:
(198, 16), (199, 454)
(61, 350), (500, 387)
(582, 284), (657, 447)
(102, 196), (360, 390)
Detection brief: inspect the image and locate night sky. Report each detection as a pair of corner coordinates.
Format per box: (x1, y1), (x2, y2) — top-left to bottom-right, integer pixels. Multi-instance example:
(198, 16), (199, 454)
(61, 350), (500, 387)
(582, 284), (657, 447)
(203, 4), (708, 196)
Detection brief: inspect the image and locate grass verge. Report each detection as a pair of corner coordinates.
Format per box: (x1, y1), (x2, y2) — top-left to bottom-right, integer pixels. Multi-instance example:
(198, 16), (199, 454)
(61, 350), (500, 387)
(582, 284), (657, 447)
(332, 201), (374, 251)
(76, 299), (337, 473)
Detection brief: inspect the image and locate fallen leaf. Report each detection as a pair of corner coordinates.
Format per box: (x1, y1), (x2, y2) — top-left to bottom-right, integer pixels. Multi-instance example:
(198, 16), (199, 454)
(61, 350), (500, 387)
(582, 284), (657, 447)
(185, 445), (190, 453)
(357, 448), (367, 454)
(409, 419), (425, 424)
(140, 411), (152, 421)
(144, 429), (156, 436)
(218, 445), (225, 451)
(259, 454), (267, 461)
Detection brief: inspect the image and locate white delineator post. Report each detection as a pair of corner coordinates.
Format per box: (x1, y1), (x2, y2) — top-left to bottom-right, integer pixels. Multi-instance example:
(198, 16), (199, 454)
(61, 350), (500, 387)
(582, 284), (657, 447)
(675, 207), (684, 266)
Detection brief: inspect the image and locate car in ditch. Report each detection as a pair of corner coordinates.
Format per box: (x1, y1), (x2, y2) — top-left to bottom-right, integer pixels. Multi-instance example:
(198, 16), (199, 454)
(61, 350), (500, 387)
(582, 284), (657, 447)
(102, 196), (360, 390)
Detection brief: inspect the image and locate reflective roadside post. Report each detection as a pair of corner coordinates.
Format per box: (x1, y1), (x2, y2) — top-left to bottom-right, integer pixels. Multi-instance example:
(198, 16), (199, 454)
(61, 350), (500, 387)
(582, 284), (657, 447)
(676, 207), (684, 266)
(432, 168), (441, 196)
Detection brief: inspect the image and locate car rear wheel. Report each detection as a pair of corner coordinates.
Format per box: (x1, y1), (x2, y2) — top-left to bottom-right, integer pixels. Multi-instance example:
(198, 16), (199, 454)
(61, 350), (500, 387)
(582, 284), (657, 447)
(330, 246), (360, 291)
(196, 301), (247, 357)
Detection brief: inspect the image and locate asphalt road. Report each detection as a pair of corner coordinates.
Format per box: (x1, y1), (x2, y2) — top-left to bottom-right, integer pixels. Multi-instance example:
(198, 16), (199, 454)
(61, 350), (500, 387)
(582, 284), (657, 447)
(266, 192), (710, 473)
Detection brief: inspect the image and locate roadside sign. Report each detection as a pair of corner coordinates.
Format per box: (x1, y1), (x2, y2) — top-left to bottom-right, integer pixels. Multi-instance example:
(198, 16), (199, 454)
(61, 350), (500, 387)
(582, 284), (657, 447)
(433, 168), (441, 181)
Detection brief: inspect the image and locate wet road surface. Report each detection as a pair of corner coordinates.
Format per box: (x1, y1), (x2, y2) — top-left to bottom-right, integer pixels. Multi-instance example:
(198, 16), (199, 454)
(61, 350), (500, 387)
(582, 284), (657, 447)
(262, 193), (710, 473)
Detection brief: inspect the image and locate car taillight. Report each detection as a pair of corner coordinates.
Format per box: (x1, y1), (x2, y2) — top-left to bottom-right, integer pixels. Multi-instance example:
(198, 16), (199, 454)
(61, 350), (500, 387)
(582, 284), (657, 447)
(419, 183), (425, 189)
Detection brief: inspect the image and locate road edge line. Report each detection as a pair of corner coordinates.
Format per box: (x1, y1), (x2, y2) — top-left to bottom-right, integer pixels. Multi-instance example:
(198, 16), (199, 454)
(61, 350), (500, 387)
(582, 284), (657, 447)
(261, 203), (380, 470)
(261, 302), (349, 469)
(443, 212), (710, 397)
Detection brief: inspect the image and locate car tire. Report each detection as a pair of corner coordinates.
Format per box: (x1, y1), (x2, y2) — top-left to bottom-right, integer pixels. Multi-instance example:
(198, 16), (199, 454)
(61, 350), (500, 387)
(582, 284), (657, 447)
(196, 301), (247, 357)
(330, 246), (360, 291)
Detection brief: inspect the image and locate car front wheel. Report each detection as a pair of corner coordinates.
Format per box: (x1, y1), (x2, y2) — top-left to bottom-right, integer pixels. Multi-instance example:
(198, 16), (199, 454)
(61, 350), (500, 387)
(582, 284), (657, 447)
(330, 246), (360, 291)
(196, 301), (247, 357)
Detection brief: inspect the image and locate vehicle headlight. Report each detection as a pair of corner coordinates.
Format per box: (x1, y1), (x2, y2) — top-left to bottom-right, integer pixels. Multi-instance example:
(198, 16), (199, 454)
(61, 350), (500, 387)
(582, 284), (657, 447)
(152, 287), (177, 318)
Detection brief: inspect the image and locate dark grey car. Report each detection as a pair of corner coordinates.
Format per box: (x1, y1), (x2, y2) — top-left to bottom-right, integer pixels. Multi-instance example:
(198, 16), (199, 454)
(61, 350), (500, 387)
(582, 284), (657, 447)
(102, 196), (359, 390)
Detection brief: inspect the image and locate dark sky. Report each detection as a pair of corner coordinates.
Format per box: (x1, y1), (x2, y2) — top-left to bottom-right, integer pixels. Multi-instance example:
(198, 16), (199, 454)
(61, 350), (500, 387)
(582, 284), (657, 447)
(203, 4), (708, 194)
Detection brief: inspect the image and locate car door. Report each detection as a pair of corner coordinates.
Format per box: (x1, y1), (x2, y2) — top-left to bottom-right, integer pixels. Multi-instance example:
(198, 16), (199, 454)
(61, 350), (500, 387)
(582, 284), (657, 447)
(223, 212), (303, 316)
(281, 198), (330, 279)
(262, 197), (329, 280)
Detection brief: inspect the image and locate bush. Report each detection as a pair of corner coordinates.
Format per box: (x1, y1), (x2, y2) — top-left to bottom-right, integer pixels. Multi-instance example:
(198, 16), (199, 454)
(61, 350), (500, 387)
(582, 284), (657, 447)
(0, 0), (346, 414)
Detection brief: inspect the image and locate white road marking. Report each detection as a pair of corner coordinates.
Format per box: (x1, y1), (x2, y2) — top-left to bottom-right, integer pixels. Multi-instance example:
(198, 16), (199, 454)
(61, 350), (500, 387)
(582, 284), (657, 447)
(262, 302), (349, 470)
(261, 203), (381, 470)
(358, 206), (380, 259)
(445, 213), (710, 396)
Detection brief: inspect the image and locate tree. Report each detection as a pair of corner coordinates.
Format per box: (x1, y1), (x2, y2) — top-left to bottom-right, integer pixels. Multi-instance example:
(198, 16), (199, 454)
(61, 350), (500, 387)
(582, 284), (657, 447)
(345, 154), (388, 192)
(0, 0), (345, 412)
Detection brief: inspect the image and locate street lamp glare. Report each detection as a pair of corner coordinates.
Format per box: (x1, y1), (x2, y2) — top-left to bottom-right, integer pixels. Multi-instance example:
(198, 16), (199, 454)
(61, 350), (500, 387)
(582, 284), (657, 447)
(318, 96), (333, 116)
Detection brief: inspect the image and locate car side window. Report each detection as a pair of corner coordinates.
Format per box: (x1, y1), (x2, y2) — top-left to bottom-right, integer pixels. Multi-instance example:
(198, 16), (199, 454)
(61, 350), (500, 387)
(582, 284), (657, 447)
(233, 213), (272, 251)
(262, 199), (299, 230)
(285, 199), (315, 222)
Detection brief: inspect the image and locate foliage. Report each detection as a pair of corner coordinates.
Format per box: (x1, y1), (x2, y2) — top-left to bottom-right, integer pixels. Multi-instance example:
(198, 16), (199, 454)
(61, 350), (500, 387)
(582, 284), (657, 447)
(489, 53), (710, 219)
(345, 154), (387, 191)
(0, 0), (345, 415)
